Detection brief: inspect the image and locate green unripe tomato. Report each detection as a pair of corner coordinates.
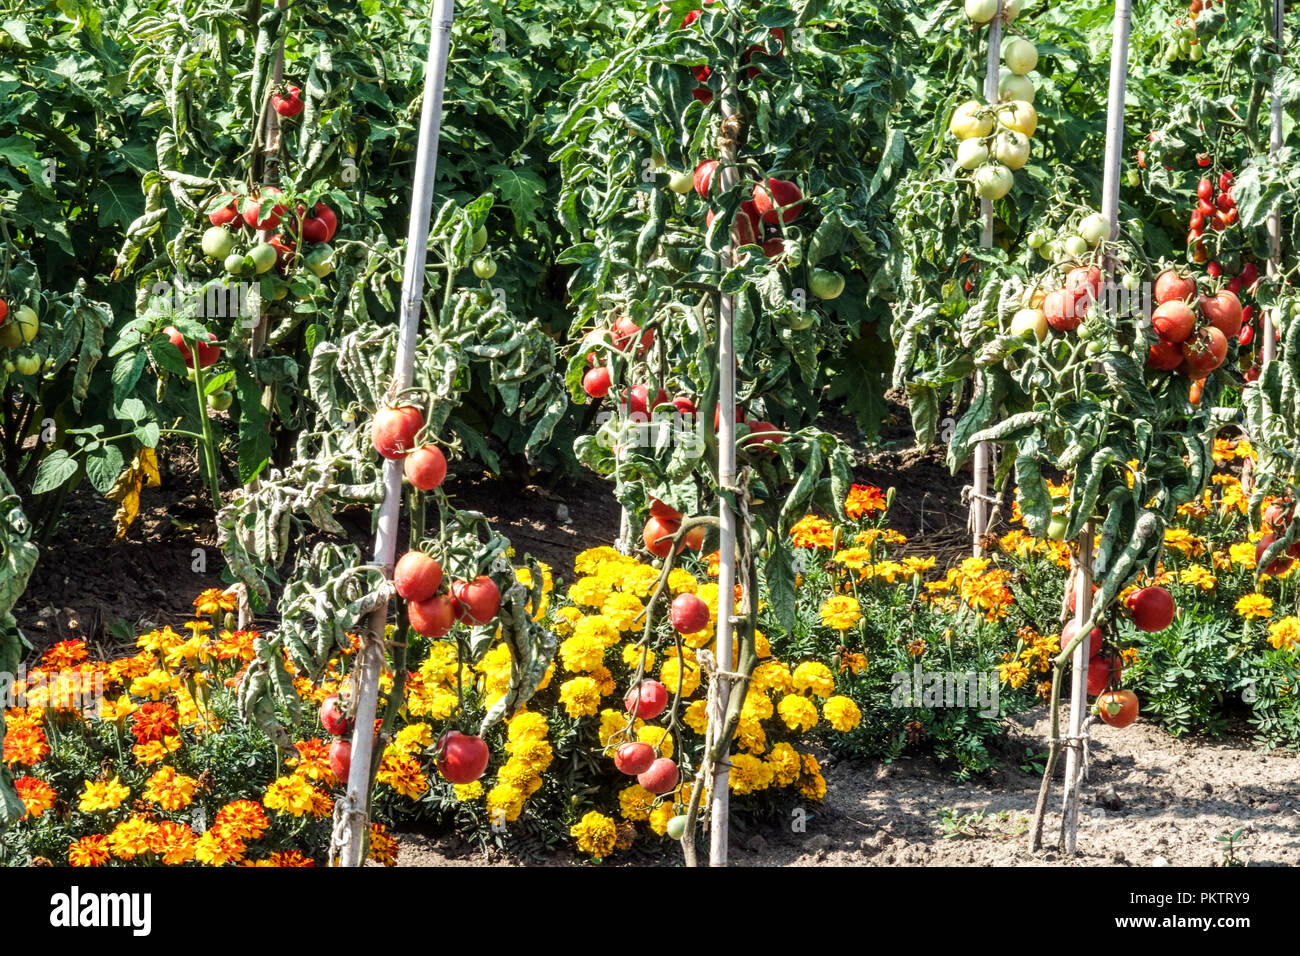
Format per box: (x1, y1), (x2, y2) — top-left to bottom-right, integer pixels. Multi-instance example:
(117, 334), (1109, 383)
(207, 389), (234, 411)
(666, 169), (694, 194)
(13, 305), (39, 343)
(470, 225), (488, 254)
(15, 352), (41, 376)
(202, 226), (236, 260)
(248, 243), (278, 275)
(666, 814), (688, 840)
(1061, 235), (1089, 259)
(1121, 272), (1140, 292)
(1027, 229), (1046, 250)
(1125, 170), (1141, 187)
(224, 253), (247, 276)
(305, 245), (336, 278)
(787, 310), (816, 331)
(809, 268), (845, 300)
(1046, 513), (1069, 542)
(472, 255), (497, 280)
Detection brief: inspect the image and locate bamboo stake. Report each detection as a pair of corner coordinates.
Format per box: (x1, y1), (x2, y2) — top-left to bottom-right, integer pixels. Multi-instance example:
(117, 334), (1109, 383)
(1262, 0), (1283, 367)
(708, 61), (740, 870)
(971, 4), (1002, 557)
(335, 0), (456, 869)
(254, 0), (288, 360)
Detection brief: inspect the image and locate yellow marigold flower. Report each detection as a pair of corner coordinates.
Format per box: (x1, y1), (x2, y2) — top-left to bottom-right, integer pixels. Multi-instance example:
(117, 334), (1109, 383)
(792, 661), (836, 698)
(1236, 594), (1274, 620)
(819, 594), (862, 631)
(129, 669), (179, 701)
(377, 754), (428, 799)
(195, 829), (246, 866)
(1119, 647), (1139, 666)
(667, 568), (698, 594)
(391, 722), (434, 757)
(753, 628), (771, 658)
(559, 634), (605, 673)
(735, 717), (767, 754)
(766, 742), (802, 786)
(796, 754), (827, 800)
(1179, 566), (1217, 591)
(618, 783), (655, 821)
(683, 699), (709, 734)
(194, 587), (237, 616)
(575, 546), (624, 575)
(823, 695), (862, 732)
(589, 664), (616, 696)
(263, 775), (316, 816)
(68, 835), (111, 867)
(598, 708), (639, 746)
(622, 643), (655, 671)
(150, 821), (198, 865)
(902, 555), (937, 578)
(569, 576), (610, 608)
(741, 691), (773, 721)
(619, 563), (662, 599)
(845, 483), (888, 519)
(214, 800), (269, 841)
(789, 514), (835, 549)
(1267, 616), (1299, 651)
(648, 802), (677, 837)
(571, 810), (619, 858)
(752, 660), (794, 695)
(638, 725), (675, 759)
(601, 591), (645, 631)
(1229, 541), (1258, 568)
(559, 676), (601, 717)
(777, 693), (818, 732)
(660, 657), (701, 697)
(506, 711), (548, 747)
(486, 783), (526, 824)
(998, 660), (1031, 689)
(453, 781), (484, 801)
(498, 758), (542, 795)
(728, 752), (774, 795)
(573, 614), (621, 649)
(143, 766), (198, 811)
(107, 817), (159, 861)
(511, 738), (554, 773)
(1162, 528), (1204, 558)
(551, 605), (584, 636)
(79, 776), (130, 813)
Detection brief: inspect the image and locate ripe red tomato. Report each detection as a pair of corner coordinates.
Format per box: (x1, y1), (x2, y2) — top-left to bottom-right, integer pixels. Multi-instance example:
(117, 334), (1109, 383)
(1197, 177), (1214, 201)
(1067, 583), (1098, 614)
(692, 87), (713, 104)
(713, 404), (744, 429)
(637, 757), (679, 795)
(297, 201), (337, 244)
(1086, 654), (1121, 696)
(1147, 338), (1184, 371)
(1263, 499), (1294, 530)
(1190, 210), (1207, 232)
(409, 594), (457, 638)
(672, 395), (698, 417)
(452, 575), (501, 624)
(692, 63), (711, 84)
(614, 741), (656, 775)
(682, 523), (705, 550)
(1255, 534), (1294, 576)
(1097, 689), (1139, 728)
(1226, 276), (1241, 294)
(328, 739), (352, 780)
(669, 592), (710, 634)
(761, 236), (785, 258)
(740, 419), (784, 454)
(243, 188), (286, 230)
(1215, 192), (1235, 212)
(1060, 619), (1103, 658)
(404, 444), (447, 490)
(1152, 300), (1195, 343)
(625, 679), (669, 719)
(1239, 324), (1254, 347)
(1125, 586), (1175, 632)
(583, 366), (612, 398)
(1199, 290), (1243, 338)
(272, 84), (304, 118)
(694, 159), (719, 198)
(1064, 266), (1101, 302)
(1042, 289), (1077, 332)
(436, 731), (490, 784)
(1206, 260), (1221, 278)
(627, 384), (668, 417)
(371, 405), (424, 459)
(165, 326), (220, 369)
(266, 234), (296, 270)
(612, 314), (654, 353)
(319, 693), (352, 736)
(1154, 269), (1196, 304)
(751, 178), (803, 224)
(1180, 325), (1228, 374)
(394, 551), (443, 603)
(208, 192), (240, 227)
(1240, 261), (1258, 288)
(643, 515), (681, 557)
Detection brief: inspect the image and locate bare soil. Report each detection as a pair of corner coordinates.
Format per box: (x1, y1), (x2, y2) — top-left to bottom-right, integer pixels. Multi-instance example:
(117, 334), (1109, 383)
(391, 708), (1300, 867)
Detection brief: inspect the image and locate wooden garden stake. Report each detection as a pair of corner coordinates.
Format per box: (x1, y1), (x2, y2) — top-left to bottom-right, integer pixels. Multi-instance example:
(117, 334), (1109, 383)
(333, 0), (456, 869)
(1262, 0), (1283, 368)
(971, 3), (1002, 556)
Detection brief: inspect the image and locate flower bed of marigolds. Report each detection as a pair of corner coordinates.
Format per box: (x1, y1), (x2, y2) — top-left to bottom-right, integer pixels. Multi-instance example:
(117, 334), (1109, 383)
(4, 443), (1296, 866)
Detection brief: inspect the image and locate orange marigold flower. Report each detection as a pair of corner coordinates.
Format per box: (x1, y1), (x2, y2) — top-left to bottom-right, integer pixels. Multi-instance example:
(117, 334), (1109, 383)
(214, 800), (270, 841)
(68, 835), (111, 867)
(15, 776), (56, 818)
(368, 823), (399, 867)
(789, 514), (835, 549)
(131, 701), (179, 744)
(845, 484), (888, 519)
(150, 821), (198, 865)
(194, 588), (237, 617)
(40, 639), (89, 669)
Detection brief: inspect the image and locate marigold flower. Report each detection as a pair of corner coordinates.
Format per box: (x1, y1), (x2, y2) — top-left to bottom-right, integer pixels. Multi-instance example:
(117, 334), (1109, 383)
(777, 694), (818, 732)
(570, 810), (618, 858)
(789, 514), (835, 549)
(107, 817), (159, 861)
(263, 775), (316, 816)
(1267, 616), (1299, 651)
(792, 661), (836, 698)
(215, 800), (269, 841)
(368, 823), (399, 867)
(194, 587), (237, 617)
(15, 776), (56, 818)
(819, 595), (862, 631)
(822, 695), (862, 732)
(375, 754), (427, 800)
(1236, 594), (1274, 620)
(144, 766), (198, 811)
(150, 821), (198, 865)
(845, 484), (888, 519)
(79, 776), (130, 813)
(766, 742), (802, 786)
(618, 784), (655, 821)
(485, 783), (525, 823)
(559, 634), (606, 673)
(195, 828), (245, 866)
(558, 676), (601, 717)
(68, 835), (111, 867)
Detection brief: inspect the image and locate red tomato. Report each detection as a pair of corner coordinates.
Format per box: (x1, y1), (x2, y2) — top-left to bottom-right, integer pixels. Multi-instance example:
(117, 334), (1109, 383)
(1147, 338), (1184, 371)
(328, 739), (352, 780)
(583, 366), (612, 398)
(394, 551), (443, 603)
(242, 188), (286, 230)
(1125, 586), (1175, 632)
(1060, 619), (1104, 657)
(272, 84), (304, 118)
(637, 757), (679, 795)
(1097, 689), (1139, 728)
(624, 679), (669, 719)
(1197, 177), (1214, 201)
(751, 178), (803, 224)
(612, 314), (654, 353)
(297, 201), (337, 244)
(371, 405), (424, 459)
(409, 594), (457, 638)
(626, 384), (668, 417)
(650, 498), (683, 521)
(1215, 192), (1235, 212)
(1086, 655), (1121, 696)
(436, 731), (490, 784)
(452, 575), (501, 624)
(207, 192), (240, 227)
(694, 159), (719, 198)
(319, 694), (352, 736)
(1181, 325), (1228, 374)
(1064, 266), (1101, 302)
(164, 326), (220, 369)
(403, 444), (447, 490)
(643, 516), (681, 557)
(1043, 289), (1081, 332)
(669, 592), (710, 634)
(1255, 534), (1294, 576)
(614, 741), (656, 775)
(1152, 300), (1195, 343)
(1154, 269), (1196, 304)
(1219, 170), (1234, 191)
(1199, 290), (1243, 338)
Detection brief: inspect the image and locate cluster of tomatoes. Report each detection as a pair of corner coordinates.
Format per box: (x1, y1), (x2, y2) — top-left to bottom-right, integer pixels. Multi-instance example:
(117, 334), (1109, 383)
(319, 692), (490, 786)
(1144, 267), (1242, 393)
(371, 404), (503, 639)
(949, 96), (1038, 203)
(672, 2), (786, 104)
(1065, 585), (1174, 729)
(0, 296), (42, 377)
(202, 189), (338, 292)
